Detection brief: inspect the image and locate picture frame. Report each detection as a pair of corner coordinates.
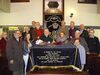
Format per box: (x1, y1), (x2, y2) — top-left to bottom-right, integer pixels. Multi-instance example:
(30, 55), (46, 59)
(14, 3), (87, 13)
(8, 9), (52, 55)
(78, 0), (97, 4)
(11, 0), (30, 2)
(43, 0), (64, 14)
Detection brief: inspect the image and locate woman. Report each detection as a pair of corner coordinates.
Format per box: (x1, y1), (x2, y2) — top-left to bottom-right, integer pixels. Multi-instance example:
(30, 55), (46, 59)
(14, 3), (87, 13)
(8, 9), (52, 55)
(22, 26), (30, 40)
(56, 32), (67, 44)
(22, 33), (32, 75)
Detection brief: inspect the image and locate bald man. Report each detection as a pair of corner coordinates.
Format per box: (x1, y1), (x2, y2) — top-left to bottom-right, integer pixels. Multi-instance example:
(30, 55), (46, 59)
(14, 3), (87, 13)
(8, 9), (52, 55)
(79, 24), (89, 41)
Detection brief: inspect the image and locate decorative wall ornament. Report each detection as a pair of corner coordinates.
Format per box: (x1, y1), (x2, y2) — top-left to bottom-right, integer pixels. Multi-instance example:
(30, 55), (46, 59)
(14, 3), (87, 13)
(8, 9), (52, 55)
(43, 0), (64, 32)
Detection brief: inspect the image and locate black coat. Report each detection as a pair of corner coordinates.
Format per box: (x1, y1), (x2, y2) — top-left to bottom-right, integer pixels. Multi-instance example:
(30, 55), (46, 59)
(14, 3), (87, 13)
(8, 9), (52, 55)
(87, 36), (100, 54)
(80, 30), (89, 41)
(6, 37), (23, 71)
(29, 27), (34, 41)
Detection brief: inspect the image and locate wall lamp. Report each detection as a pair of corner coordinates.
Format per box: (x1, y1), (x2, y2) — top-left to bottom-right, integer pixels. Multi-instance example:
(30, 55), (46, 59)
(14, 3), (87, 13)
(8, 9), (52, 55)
(70, 13), (74, 18)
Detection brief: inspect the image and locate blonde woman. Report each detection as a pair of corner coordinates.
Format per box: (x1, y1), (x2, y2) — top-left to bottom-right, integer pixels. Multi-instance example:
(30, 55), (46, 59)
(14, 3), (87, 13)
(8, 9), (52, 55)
(22, 26), (30, 40)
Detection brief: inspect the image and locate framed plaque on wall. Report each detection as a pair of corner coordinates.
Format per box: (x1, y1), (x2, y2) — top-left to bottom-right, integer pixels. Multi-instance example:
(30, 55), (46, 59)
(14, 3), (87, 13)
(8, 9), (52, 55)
(11, 0), (30, 2)
(43, 0), (64, 32)
(78, 0), (97, 4)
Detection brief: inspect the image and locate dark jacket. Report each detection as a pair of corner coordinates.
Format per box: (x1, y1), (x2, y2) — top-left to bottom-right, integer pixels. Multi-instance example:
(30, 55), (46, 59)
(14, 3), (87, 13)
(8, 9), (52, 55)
(22, 41), (31, 55)
(22, 32), (30, 40)
(29, 27), (34, 41)
(69, 37), (89, 53)
(0, 38), (7, 56)
(6, 37), (23, 71)
(80, 30), (89, 41)
(40, 34), (53, 43)
(87, 36), (100, 54)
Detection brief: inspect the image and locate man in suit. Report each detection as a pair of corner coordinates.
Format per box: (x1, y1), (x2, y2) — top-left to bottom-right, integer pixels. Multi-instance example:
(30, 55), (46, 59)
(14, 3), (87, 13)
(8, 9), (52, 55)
(6, 30), (23, 75)
(79, 24), (89, 42)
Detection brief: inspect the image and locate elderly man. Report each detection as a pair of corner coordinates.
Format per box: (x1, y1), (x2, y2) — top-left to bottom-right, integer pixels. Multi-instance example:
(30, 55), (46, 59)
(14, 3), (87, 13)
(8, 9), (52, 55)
(52, 21), (68, 40)
(40, 29), (53, 43)
(79, 24), (89, 41)
(58, 21), (68, 37)
(74, 39), (86, 71)
(70, 30), (89, 53)
(87, 29), (100, 54)
(6, 30), (23, 75)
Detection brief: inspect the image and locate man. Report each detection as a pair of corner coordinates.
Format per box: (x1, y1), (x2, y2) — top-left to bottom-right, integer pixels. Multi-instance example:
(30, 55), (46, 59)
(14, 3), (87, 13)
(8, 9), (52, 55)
(87, 29), (100, 54)
(70, 31), (88, 70)
(79, 24), (89, 41)
(57, 21), (68, 38)
(68, 21), (77, 39)
(70, 30), (89, 53)
(6, 30), (23, 75)
(74, 39), (86, 71)
(40, 29), (53, 43)
(30, 21), (36, 40)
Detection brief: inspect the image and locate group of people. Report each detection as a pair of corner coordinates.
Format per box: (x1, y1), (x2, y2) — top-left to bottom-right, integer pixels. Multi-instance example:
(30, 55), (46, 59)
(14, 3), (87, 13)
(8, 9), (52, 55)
(0, 20), (100, 75)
